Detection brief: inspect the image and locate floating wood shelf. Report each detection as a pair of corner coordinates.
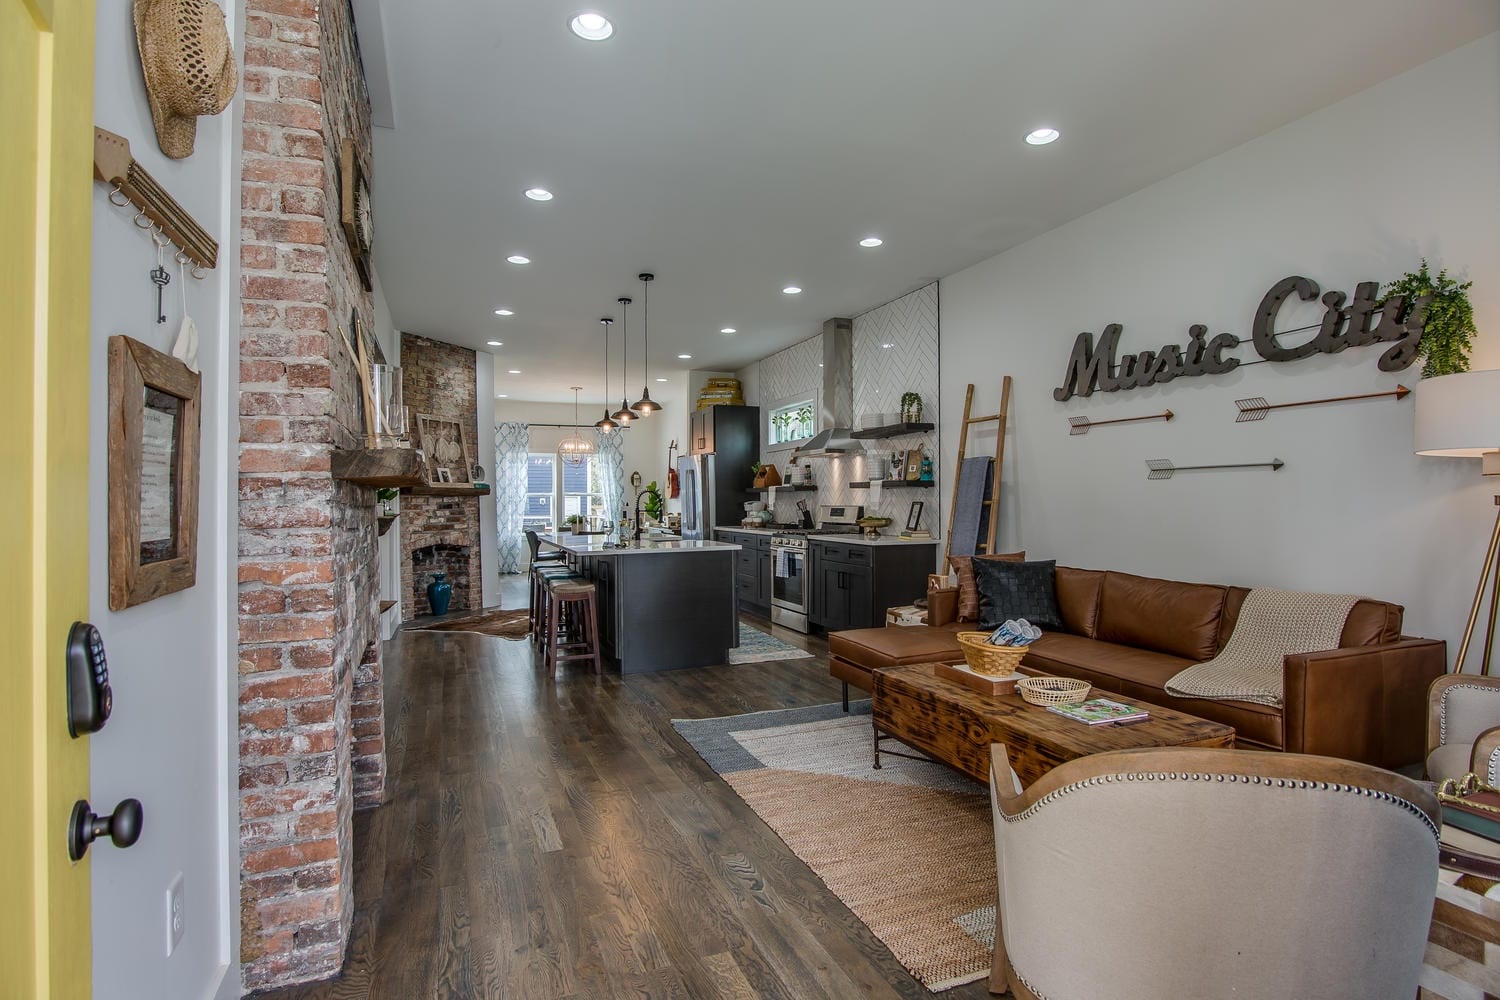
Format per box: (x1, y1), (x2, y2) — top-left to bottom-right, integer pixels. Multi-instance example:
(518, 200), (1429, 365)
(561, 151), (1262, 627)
(849, 422), (935, 439)
(330, 447), (424, 488)
(378, 600), (397, 615)
(748, 484), (818, 493)
(377, 515), (397, 537)
(849, 480), (936, 489)
(403, 484), (492, 497)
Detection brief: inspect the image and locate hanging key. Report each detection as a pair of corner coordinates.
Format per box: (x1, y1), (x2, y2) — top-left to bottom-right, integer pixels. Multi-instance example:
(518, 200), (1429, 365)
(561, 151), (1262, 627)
(150, 264), (171, 324)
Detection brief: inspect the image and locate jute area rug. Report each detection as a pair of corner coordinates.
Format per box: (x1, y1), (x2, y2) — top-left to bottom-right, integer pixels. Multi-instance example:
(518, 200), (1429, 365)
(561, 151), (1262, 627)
(676, 703), (1497, 998)
(727, 622), (815, 664)
(404, 607), (530, 639)
(673, 701), (995, 992)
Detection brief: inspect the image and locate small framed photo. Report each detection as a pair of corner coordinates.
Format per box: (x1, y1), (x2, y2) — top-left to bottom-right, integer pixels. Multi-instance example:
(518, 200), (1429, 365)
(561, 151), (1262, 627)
(904, 450), (922, 481)
(436, 467), (452, 483)
(906, 500), (924, 532)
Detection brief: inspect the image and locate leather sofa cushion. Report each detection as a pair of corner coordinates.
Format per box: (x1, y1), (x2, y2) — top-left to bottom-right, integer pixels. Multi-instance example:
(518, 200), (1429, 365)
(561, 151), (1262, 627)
(829, 624), (965, 670)
(1220, 588), (1402, 651)
(1020, 633), (1283, 750)
(1096, 571), (1227, 662)
(952, 551), (1026, 622)
(1055, 567), (1104, 639)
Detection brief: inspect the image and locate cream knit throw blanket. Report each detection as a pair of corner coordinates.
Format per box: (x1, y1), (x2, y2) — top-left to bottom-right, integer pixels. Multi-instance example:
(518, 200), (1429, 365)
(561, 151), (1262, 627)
(1165, 588), (1360, 707)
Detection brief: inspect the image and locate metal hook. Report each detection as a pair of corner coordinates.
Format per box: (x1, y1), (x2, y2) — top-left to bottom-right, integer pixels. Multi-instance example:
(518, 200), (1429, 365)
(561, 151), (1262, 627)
(150, 224), (171, 249)
(190, 264), (206, 280)
(108, 183), (130, 208)
(174, 249), (191, 266)
(133, 210), (153, 230)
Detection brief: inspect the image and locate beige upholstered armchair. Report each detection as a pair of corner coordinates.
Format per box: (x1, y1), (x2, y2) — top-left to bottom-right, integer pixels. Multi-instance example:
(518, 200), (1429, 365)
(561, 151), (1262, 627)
(1427, 674), (1500, 784)
(987, 745), (1439, 1000)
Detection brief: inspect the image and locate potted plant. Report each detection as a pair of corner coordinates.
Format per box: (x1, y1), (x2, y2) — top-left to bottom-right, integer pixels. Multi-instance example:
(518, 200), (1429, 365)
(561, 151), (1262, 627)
(564, 514), (586, 533)
(643, 481), (664, 522)
(900, 392), (925, 424)
(1385, 259), (1477, 378)
(375, 487), (398, 517)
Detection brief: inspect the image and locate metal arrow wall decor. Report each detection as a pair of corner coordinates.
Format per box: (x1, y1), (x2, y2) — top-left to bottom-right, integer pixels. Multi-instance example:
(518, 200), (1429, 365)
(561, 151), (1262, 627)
(1068, 409), (1174, 436)
(1146, 458), (1284, 480)
(1233, 385), (1410, 423)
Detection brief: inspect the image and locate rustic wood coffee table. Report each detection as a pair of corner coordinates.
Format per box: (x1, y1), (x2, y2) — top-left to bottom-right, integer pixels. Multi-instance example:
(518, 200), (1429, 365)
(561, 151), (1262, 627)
(871, 663), (1235, 787)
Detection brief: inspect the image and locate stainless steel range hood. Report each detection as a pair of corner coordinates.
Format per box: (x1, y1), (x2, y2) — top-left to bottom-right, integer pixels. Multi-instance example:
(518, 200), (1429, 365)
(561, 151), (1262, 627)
(793, 317), (861, 459)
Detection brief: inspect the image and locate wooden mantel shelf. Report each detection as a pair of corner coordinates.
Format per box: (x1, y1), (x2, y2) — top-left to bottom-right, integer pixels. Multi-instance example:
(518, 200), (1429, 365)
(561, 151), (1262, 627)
(330, 447), (424, 488)
(378, 600), (397, 615)
(402, 484), (492, 498)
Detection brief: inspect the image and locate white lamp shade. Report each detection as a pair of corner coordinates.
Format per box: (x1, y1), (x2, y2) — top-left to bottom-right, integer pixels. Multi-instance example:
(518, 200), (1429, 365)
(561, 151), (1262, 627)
(1414, 371), (1500, 468)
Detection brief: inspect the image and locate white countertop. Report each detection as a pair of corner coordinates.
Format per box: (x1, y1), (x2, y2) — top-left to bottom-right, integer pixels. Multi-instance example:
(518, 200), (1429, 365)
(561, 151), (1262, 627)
(542, 532), (741, 555)
(809, 534), (939, 547)
(717, 526), (776, 536)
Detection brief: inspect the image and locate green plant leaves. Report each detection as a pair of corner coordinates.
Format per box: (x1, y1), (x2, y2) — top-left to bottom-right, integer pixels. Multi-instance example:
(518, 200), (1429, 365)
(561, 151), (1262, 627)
(1384, 258), (1476, 378)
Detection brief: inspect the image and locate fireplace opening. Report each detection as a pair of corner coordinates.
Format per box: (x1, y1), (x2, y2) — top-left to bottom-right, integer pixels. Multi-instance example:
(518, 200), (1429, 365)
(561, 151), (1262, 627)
(411, 543), (473, 616)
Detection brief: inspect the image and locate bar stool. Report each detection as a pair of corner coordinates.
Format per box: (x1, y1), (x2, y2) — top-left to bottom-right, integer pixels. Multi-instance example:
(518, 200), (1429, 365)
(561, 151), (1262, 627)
(542, 577), (602, 678)
(530, 563), (578, 642)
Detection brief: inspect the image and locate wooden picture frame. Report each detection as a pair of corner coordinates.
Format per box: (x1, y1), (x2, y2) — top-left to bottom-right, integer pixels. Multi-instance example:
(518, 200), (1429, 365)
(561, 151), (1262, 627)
(906, 500), (925, 532)
(340, 137), (373, 292)
(108, 335), (201, 610)
(416, 413), (473, 486)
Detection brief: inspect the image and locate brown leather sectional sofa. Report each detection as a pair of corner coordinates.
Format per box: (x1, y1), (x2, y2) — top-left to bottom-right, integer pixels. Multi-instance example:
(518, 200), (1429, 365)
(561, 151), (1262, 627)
(829, 567), (1446, 768)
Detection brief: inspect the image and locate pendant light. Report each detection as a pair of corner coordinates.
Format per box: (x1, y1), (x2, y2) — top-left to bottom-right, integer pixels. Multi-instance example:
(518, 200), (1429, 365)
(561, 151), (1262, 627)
(611, 296), (637, 424)
(632, 272), (662, 415)
(557, 387), (597, 465)
(594, 317), (618, 432)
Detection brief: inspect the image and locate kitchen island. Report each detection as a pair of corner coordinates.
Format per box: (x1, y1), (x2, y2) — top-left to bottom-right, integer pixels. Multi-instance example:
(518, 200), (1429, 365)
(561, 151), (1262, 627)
(540, 533), (743, 673)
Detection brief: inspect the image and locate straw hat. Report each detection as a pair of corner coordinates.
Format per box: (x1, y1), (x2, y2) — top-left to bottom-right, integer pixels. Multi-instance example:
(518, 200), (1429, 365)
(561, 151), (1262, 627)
(133, 0), (238, 159)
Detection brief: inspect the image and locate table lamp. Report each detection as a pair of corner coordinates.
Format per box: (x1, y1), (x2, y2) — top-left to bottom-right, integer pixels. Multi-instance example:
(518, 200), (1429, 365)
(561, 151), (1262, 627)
(1415, 370), (1500, 674)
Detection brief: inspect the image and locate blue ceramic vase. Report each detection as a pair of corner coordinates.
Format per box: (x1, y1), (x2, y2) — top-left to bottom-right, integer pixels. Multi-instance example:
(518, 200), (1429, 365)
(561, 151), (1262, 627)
(427, 572), (453, 616)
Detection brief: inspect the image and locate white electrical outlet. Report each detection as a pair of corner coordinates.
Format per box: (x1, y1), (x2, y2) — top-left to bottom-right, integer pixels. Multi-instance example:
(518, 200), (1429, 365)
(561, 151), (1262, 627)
(165, 872), (185, 957)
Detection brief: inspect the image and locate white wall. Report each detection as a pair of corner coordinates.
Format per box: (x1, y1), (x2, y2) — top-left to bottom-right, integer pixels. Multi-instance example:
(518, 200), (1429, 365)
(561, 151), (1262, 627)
(88, 0), (241, 996)
(475, 354), (499, 605)
(940, 33), (1500, 662)
(369, 270), (404, 637)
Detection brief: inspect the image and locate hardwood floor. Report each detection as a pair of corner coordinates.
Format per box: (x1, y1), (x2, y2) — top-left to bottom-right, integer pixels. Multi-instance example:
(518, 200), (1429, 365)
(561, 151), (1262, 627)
(260, 577), (990, 999)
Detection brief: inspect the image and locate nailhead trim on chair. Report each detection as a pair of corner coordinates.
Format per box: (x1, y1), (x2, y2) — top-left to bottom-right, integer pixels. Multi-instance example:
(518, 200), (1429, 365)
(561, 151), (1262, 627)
(1439, 684), (1500, 745)
(997, 771), (1440, 842)
(1489, 749), (1500, 786)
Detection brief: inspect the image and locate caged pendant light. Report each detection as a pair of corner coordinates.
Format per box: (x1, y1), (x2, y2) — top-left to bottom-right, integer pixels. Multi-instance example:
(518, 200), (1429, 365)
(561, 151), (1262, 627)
(594, 317), (618, 432)
(611, 296), (637, 424)
(632, 272), (662, 416)
(557, 386), (597, 465)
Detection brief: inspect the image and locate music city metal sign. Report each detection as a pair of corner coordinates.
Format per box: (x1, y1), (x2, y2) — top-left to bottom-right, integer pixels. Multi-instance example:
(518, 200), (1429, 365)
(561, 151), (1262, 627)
(1052, 275), (1430, 402)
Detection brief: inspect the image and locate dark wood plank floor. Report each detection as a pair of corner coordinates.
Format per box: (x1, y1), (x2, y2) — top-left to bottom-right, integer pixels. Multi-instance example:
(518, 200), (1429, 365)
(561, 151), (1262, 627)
(260, 577), (994, 999)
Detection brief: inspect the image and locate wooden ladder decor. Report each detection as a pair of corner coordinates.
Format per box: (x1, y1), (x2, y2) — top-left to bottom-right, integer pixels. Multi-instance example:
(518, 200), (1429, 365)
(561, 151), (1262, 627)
(943, 376), (1012, 570)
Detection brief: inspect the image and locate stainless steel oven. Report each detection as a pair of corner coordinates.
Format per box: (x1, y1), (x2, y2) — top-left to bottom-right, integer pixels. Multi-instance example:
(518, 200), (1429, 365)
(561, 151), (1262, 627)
(770, 535), (809, 632)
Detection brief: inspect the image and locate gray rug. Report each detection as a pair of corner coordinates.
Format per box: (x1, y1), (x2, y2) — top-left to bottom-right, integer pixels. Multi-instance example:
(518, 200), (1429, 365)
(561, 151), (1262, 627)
(672, 700), (872, 774)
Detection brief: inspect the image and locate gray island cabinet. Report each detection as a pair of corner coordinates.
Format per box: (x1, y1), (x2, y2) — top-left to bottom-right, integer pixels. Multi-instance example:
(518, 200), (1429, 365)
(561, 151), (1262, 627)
(540, 534), (742, 673)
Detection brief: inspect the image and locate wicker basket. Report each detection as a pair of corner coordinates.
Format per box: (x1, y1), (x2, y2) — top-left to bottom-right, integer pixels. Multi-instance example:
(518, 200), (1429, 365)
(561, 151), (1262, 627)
(1017, 676), (1092, 707)
(956, 632), (1029, 676)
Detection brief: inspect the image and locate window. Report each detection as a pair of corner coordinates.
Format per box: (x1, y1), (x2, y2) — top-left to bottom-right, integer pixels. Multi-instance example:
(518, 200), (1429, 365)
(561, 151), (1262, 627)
(526, 453), (604, 532)
(768, 397), (816, 448)
(524, 454), (555, 532)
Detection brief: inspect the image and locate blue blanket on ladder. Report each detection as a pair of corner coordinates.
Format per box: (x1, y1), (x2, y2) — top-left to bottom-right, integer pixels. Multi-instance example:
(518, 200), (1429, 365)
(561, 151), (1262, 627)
(949, 456), (993, 558)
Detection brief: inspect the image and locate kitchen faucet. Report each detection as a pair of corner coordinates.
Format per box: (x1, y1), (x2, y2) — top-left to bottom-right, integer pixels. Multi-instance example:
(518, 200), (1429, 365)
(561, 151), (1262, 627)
(634, 487), (664, 544)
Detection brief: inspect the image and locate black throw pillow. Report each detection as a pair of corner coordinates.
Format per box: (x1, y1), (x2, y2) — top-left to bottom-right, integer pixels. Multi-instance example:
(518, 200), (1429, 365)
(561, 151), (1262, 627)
(972, 558), (1062, 631)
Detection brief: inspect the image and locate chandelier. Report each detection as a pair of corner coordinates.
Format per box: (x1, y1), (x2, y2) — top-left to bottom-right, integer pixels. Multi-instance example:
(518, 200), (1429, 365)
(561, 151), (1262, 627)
(557, 386), (596, 466)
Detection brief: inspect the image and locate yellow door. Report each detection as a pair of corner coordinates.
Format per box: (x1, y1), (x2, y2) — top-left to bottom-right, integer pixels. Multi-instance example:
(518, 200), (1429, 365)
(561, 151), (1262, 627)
(1, 0), (95, 997)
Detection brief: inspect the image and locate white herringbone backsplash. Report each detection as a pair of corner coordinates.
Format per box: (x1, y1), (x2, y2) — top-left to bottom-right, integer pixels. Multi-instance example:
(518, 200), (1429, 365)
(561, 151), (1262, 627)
(738, 283), (941, 537)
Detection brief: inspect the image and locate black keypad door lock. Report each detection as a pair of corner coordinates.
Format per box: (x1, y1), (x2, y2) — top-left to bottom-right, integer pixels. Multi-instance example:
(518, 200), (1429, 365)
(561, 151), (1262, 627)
(66, 621), (113, 737)
(68, 798), (144, 861)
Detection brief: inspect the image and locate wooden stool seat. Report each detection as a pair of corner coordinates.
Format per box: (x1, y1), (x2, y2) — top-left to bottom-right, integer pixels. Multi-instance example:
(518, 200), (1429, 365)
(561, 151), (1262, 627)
(540, 577), (602, 677)
(530, 565), (582, 641)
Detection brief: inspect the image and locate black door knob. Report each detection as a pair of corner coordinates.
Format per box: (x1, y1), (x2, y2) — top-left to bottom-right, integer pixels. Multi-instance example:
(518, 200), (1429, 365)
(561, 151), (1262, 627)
(68, 798), (144, 861)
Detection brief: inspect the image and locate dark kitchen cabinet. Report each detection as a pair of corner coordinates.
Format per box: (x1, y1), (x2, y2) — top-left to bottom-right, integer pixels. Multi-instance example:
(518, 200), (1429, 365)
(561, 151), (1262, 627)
(810, 540), (937, 631)
(688, 408), (715, 456)
(717, 530), (771, 613)
(688, 404), (760, 459)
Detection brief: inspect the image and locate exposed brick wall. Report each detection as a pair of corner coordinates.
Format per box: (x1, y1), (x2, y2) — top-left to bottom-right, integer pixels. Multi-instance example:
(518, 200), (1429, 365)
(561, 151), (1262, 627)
(398, 334), (481, 621)
(237, 0), (384, 990)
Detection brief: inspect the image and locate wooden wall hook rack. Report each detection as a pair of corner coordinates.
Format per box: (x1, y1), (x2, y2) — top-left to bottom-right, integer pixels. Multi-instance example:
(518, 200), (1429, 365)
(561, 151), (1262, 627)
(93, 127), (218, 273)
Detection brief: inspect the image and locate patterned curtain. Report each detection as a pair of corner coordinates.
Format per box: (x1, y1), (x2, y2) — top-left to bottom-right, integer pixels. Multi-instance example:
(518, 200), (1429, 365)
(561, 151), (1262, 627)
(495, 421), (529, 573)
(595, 428), (626, 527)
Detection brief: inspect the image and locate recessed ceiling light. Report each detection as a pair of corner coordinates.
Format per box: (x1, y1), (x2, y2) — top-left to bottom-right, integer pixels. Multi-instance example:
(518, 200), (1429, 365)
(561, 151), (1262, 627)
(568, 11), (613, 41)
(720, 327), (737, 334)
(494, 308), (514, 316)
(859, 237), (883, 248)
(677, 353), (693, 359)
(655, 378), (668, 383)
(506, 255), (531, 265)
(507, 369), (522, 374)
(524, 188), (553, 201)
(1025, 127), (1060, 145)
(881, 342), (894, 349)
(487, 340), (503, 347)
(497, 394), (509, 398)
(782, 285), (802, 295)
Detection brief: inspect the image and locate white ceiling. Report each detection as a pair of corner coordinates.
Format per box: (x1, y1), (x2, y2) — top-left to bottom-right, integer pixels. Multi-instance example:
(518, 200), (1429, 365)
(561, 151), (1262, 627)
(366, 1), (1499, 404)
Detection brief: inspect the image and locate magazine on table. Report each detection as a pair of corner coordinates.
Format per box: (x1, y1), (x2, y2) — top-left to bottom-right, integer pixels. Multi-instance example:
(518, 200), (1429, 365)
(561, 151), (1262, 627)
(1046, 698), (1150, 726)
